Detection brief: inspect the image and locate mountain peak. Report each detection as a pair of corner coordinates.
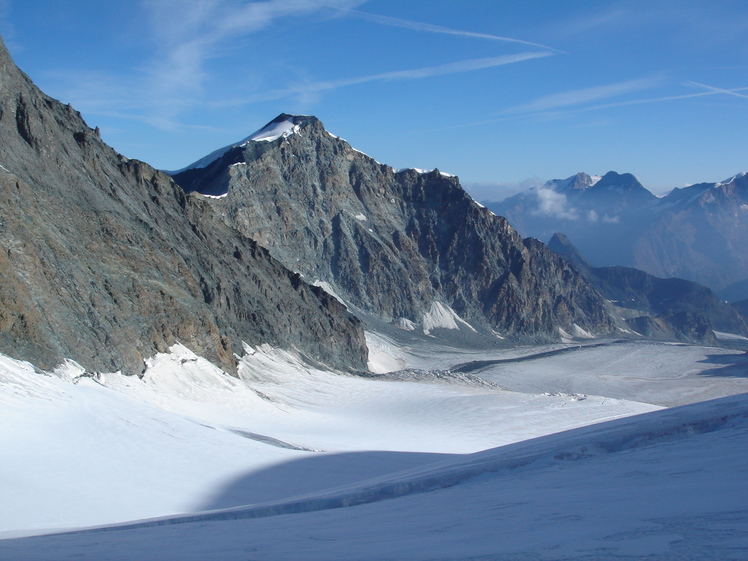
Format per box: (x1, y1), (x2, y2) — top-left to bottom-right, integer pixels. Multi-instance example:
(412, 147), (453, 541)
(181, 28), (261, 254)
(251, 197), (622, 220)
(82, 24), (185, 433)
(548, 233), (593, 270)
(170, 113), (616, 340)
(595, 171), (644, 189)
(717, 171), (748, 187)
(545, 172), (601, 193)
(171, 113), (323, 174)
(245, 113), (321, 143)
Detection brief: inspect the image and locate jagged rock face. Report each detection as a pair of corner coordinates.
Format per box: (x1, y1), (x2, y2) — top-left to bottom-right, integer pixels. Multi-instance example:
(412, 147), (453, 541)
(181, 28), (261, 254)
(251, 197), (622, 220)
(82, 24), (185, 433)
(0, 40), (367, 374)
(173, 115), (614, 339)
(548, 233), (748, 344)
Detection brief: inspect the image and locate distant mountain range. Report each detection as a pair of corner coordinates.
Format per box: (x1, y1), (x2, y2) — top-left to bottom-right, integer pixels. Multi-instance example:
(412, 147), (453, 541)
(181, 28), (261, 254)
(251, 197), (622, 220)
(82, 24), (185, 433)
(488, 171), (748, 298)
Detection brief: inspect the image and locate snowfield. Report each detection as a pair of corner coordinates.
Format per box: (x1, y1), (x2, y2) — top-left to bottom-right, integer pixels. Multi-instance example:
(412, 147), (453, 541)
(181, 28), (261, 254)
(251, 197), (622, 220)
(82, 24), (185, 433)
(1, 337), (747, 559)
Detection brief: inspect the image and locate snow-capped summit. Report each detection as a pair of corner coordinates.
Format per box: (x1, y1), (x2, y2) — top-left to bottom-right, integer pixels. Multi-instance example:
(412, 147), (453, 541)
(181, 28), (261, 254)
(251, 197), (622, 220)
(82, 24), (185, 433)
(170, 114), (310, 174)
(243, 113), (305, 143)
(719, 171), (747, 186)
(545, 172), (601, 193)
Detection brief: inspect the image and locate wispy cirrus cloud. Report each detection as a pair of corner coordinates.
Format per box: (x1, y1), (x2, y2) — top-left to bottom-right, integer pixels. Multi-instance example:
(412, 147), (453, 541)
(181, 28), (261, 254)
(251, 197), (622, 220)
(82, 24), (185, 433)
(214, 51), (553, 108)
(47, 0), (367, 130)
(139, 0), (365, 127)
(427, 79), (748, 133)
(505, 77), (663, 115)
(80, 0), (554, 130)
(341, 9), (566, 53)
(541, 84), (748, 119)
(686, 81), (748, 100)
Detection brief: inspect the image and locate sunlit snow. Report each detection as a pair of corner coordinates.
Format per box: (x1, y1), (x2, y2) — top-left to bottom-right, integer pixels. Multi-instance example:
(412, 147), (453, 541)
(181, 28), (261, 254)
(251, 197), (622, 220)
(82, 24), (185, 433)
(421, 301), (477, 335)
(244, 117), (299, 143)
(2, 336), (748, 559)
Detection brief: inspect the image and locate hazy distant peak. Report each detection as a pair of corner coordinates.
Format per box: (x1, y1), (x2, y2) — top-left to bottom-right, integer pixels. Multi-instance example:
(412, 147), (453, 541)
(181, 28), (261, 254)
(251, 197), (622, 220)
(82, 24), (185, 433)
(544, 172), (601, 193)
(717, 171), (747, 187)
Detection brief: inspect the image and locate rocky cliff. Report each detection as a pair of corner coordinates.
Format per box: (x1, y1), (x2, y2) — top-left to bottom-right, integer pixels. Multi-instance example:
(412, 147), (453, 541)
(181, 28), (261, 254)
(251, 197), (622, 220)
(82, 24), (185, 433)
(173, 114), (615, 341)
(0, 39), (367, 375)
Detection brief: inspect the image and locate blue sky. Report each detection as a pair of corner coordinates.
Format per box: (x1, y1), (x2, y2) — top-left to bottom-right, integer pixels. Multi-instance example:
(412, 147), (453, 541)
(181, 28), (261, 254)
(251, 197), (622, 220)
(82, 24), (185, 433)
(1, 0), (747, 199)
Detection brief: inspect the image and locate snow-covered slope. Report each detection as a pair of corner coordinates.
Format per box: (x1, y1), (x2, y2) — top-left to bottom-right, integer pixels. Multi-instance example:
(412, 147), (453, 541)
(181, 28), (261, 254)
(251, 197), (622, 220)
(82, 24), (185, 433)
(2, 370), (747, 560)
(3, 337), (748, 550)
(1, 341), (665, 535)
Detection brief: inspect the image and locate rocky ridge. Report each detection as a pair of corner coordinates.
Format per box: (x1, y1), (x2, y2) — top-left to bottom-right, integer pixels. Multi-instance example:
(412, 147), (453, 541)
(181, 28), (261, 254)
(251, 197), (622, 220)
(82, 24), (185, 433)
(548, 232), (748, 345)
(172, 114), (615, 341)
(0, 39), (367, 375)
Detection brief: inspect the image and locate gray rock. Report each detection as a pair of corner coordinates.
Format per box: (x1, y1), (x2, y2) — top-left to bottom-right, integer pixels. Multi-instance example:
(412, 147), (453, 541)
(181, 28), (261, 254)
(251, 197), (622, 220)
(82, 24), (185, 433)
(173, 115), (615, 340)
(0, 39), (367, 375)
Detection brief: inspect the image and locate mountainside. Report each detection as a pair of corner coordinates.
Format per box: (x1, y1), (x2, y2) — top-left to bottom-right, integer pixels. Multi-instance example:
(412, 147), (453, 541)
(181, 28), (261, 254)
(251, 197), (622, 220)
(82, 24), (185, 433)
(489, 171), (748, 291)
(734, 299), (748, 324)
(0, 38), (367, 375)
(548, 233), (748, 344)
(718, 278), (748, 304)
(172, 114), (615, 341)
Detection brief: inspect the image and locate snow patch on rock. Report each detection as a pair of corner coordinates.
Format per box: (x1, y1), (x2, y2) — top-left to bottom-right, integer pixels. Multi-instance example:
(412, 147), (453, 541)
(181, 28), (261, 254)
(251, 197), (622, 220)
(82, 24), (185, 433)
(394, 318), (417, 331)
(365, 332), (408, 373)
(571, 324), (595, 339)
(422, 302), (476, 335)
(312, 280), (348, 309)
(244, 117), (300, 143)
(714, 331), (748, 342)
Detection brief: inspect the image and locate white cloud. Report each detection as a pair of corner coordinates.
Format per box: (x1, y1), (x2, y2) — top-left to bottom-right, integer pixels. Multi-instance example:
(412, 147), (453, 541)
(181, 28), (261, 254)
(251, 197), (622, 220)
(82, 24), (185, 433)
(531, 188), (579, 220)
(436, 82), (748, 134)
(64, 0), (554, 130)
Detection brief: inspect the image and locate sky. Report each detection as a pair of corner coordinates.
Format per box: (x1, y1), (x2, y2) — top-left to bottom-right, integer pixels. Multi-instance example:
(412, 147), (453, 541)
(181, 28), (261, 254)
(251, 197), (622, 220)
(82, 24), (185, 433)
(1, 0), (747, 200)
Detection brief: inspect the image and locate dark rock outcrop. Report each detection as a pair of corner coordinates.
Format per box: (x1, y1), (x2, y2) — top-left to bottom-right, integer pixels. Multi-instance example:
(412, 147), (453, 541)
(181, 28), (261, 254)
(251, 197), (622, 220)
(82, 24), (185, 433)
(172, 115), (615, 341)
(0, 38), (367, 374)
